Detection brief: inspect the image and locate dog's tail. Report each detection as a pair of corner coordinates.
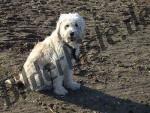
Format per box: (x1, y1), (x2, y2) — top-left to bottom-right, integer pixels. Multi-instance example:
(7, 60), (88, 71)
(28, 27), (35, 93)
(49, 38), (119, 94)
(5, 79), (12, 85)
(5, 73), (25, 91)
(5, 73), (21, 84)
(4, 73), (26, 99)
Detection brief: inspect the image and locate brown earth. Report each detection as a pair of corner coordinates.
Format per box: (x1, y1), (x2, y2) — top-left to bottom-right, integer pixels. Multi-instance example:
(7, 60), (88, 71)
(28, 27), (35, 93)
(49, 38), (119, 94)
(0, 0), (150, 113)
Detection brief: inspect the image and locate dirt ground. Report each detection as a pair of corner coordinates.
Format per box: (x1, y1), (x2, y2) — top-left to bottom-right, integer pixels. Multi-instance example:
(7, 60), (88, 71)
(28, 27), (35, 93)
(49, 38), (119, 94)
(0, 0), (150, 113)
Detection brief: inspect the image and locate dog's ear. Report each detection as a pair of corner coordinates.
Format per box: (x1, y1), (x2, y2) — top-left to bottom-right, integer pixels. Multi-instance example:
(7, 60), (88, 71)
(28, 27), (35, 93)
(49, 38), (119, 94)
(55, 14), (66, 35)
(55, 18), (61, 36)
(75, 13), (85, 39)
(80, 16), (85, 39)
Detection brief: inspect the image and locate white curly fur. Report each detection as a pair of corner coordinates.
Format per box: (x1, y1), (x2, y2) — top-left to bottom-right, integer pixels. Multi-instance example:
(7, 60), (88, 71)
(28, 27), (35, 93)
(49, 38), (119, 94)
(15, 13), (85, 95)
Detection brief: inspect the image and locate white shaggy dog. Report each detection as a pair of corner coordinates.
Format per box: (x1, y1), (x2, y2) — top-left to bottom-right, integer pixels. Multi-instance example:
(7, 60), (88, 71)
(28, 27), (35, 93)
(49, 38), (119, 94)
(7, 13), (85, 96)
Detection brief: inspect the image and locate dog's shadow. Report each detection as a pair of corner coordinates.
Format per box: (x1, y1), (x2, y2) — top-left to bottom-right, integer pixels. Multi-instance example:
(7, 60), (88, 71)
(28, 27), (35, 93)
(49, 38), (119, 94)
(40, 86), (150, 113)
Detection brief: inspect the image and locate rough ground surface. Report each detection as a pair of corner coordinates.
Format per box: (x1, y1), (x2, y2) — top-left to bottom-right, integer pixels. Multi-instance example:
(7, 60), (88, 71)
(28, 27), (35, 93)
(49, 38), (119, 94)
(0, 0), (150, 113)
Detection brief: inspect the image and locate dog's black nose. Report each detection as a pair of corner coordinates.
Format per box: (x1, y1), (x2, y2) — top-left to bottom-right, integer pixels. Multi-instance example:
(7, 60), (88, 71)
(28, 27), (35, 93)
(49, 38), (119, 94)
(70, 32), (74, 37)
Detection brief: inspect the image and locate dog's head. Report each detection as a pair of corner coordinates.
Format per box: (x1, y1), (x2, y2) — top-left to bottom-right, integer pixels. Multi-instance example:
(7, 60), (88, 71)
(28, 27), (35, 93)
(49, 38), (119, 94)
(56, 13), (85, 47)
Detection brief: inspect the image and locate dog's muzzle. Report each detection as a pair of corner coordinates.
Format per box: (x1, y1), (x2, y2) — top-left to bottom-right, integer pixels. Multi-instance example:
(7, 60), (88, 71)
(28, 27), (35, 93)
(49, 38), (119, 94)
(69, 32), (82, 43)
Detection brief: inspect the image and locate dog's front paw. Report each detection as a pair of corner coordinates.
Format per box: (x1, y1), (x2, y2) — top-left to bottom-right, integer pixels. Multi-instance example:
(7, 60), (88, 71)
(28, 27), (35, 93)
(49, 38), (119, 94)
(54, 86), (68, 96)
(66, 82), (80, 90)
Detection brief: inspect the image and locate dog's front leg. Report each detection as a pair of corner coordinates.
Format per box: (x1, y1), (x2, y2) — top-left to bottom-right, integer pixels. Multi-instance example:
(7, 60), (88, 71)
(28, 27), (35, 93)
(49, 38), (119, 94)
(64, 69), (80, 90)
(53, 75), (68, 95)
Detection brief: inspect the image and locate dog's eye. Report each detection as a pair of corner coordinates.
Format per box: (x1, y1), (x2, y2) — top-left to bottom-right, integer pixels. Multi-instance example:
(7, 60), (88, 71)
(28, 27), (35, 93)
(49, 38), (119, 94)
(75, 23), (78, 27)
(65, 24), (69, 29)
